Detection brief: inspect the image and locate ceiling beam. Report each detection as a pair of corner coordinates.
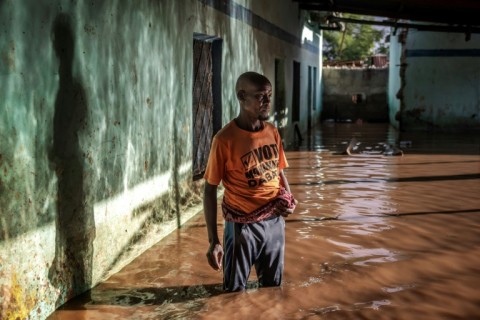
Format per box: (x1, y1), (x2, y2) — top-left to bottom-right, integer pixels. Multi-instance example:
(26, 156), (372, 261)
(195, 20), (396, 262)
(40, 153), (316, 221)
(327, 15), (480, 34)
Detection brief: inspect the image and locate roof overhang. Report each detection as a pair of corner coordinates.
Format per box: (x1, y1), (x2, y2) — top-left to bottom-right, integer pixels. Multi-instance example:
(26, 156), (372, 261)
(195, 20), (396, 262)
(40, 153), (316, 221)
(294, 0), (480, 30)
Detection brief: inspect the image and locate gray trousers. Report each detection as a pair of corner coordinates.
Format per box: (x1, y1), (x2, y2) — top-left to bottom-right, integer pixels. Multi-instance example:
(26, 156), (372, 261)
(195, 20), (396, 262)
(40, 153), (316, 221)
(223, 216), (285, 291)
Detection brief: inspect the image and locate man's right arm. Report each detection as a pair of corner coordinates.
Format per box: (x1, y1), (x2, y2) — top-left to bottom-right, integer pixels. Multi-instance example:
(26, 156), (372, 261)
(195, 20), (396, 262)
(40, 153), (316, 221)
(204, 182), (223, 270)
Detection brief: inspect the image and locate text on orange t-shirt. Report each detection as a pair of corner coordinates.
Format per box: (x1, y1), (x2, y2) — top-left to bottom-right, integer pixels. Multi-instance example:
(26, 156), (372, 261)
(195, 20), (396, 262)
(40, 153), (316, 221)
(204, 120), (288, 214)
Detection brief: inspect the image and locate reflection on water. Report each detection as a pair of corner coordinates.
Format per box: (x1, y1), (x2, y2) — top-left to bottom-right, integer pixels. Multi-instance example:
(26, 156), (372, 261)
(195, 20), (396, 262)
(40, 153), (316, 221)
(49, 123), (480, 319)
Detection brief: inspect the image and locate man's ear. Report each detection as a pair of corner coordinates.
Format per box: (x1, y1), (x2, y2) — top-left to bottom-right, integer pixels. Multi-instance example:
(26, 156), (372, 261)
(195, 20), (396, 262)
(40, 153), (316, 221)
(237, 90), (245, 101)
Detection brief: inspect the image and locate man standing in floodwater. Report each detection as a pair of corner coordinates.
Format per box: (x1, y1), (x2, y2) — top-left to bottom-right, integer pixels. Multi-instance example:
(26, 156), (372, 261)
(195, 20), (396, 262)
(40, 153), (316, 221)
(203, 71), (297, 291)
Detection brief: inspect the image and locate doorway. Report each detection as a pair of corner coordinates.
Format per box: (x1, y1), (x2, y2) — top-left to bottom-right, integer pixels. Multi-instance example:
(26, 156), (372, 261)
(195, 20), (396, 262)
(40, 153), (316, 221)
(292, 61), (301, 123)
(313, 66), (317, 112)
(274, 58), (286, 137)
(307, 65), (312, 133)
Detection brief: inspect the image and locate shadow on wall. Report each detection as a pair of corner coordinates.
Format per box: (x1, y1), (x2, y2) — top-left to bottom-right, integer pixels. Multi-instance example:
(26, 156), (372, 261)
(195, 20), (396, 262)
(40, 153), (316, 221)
(48, 13), (95, 305)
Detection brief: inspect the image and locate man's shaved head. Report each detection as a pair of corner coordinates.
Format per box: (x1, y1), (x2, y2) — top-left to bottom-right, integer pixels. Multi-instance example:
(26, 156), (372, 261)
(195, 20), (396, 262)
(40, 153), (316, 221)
(236, 72), (271, 100)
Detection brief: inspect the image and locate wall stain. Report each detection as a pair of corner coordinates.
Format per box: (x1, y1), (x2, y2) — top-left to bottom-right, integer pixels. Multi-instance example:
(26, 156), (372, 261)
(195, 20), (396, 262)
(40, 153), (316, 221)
(406, 107), (426, 118)
(1, 40), (15, 72)
(405, 107), (438, 130)
(1, 273), (36, 320)
(131, 62), (138, 85)
(84, 24), (96, 36)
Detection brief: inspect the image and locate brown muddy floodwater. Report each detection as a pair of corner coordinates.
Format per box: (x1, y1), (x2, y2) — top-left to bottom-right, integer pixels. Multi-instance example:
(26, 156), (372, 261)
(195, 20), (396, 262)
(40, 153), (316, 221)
(50, 123), (480, 319)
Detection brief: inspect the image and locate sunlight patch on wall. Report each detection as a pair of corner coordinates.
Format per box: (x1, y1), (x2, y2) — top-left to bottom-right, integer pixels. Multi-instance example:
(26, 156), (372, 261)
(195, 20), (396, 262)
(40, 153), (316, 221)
(302, 26), (314, 44)
(94, 162), (192, 225)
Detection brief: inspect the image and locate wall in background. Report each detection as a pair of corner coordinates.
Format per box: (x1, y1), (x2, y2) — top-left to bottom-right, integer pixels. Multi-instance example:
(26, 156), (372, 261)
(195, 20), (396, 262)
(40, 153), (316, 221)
(389, 29), (480, 131)
(322, 68), (389, 123)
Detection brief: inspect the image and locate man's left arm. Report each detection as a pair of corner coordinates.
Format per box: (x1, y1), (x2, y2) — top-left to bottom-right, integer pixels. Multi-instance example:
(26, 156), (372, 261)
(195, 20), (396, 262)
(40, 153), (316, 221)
(279, 170), (291, 193)
(275, 170), (298, 217)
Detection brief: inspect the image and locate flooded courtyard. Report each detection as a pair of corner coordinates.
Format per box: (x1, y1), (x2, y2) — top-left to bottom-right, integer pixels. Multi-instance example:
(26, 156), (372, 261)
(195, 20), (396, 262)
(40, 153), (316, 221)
(49, 123), (480, 319)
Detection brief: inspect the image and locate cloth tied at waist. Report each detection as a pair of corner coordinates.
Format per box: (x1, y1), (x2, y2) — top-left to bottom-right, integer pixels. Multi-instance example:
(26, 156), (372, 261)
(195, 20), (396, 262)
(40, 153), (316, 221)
(222, 187), (296, 223)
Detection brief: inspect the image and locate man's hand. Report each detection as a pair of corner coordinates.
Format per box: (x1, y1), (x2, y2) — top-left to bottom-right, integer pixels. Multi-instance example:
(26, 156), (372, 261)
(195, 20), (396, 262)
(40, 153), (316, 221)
(206, 242), (224, 271)
(204, 182), (222, 271)
(274, 199), (299, 217)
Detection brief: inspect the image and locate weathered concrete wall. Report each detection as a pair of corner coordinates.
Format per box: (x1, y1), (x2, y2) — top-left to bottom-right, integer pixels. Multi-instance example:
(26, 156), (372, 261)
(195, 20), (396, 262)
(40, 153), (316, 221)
(321, 68), (389, 122)
(0, 0), (320, 318)
(388, 29), (480, 131)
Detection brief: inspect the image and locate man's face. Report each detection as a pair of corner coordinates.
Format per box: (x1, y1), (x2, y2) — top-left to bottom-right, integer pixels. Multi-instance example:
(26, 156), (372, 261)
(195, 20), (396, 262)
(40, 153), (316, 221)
(242, 83), (272, 121)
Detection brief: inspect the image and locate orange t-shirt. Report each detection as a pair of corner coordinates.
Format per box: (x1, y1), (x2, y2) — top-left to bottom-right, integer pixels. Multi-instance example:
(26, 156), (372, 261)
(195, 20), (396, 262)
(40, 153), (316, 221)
(204, 120), (288, 213)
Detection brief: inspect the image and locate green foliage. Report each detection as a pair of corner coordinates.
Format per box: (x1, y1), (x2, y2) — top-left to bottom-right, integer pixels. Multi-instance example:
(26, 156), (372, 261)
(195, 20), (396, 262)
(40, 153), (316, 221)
(323, 14), (387, 61)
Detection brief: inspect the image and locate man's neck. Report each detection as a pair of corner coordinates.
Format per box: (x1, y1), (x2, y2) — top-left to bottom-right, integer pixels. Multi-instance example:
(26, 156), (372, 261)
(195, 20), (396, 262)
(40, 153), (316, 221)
(235, 115), (263, 132)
